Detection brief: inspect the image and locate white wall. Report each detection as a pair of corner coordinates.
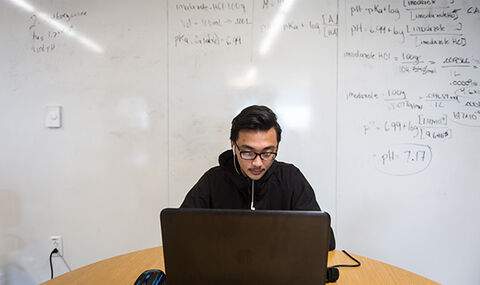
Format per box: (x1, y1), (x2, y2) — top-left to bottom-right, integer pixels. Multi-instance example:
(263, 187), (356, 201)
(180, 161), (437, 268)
(1, 0), (479, 284)
(0, 0), (169, 283)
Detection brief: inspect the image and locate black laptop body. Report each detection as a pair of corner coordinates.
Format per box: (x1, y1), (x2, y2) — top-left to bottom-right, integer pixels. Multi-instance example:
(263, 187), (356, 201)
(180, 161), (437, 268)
(160, 208), (330, 285)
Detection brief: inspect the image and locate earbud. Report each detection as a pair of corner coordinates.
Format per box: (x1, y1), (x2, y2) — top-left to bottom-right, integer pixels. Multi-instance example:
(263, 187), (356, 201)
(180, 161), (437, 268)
(232, 145), (241, 175)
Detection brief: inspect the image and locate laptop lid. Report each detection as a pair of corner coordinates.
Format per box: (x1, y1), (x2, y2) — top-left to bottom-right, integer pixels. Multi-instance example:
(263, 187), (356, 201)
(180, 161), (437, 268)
(160, 208), (330, 285)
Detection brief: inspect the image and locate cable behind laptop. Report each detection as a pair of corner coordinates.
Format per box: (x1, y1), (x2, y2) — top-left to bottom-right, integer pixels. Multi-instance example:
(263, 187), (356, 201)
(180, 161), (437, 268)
(326, 250), (362, 283)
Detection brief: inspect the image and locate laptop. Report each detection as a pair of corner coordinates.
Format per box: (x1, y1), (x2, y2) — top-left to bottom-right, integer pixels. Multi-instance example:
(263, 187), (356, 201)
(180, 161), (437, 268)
(160, 208), (330, 285)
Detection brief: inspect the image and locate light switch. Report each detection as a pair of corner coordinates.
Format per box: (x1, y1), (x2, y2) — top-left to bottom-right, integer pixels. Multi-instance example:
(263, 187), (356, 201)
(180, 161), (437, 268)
(45, 106), (62, 128)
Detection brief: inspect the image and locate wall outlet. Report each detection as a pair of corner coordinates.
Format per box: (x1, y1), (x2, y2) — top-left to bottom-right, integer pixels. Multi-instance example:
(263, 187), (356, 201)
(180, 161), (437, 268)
(51, 235), (63, 257)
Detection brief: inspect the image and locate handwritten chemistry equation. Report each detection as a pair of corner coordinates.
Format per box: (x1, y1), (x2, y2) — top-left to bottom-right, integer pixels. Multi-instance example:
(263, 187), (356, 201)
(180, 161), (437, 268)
(27, 10), (88, 54)
(373, 143), (432, 176)
(345, 0), (479, 175)
(348, 1), (479, 46)
(171, 1), (338, 49)
(173, 2), (249, 48)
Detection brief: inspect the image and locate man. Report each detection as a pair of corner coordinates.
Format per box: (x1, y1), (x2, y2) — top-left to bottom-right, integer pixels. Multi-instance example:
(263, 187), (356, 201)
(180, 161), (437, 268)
(181, 105), (335, 250)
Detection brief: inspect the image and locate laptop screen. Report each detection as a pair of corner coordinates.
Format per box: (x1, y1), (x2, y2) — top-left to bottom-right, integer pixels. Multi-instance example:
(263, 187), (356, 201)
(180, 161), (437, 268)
(160, 208), (330, 285)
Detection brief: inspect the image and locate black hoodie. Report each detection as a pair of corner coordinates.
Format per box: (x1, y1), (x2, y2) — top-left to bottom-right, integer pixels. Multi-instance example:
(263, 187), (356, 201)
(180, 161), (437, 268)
(181, 149), (336, 250)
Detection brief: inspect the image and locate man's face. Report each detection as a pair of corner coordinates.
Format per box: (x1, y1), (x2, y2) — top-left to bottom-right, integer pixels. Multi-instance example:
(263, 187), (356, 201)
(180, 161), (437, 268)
(233, 127), (278, 180)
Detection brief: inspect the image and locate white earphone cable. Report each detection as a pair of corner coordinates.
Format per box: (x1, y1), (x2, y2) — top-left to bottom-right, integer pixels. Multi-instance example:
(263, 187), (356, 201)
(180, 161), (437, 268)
(250, 179), (255, 210)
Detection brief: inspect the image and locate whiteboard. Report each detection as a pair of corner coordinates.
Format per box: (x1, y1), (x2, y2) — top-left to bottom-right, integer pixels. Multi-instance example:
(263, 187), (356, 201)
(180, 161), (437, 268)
(167, 0), (338, 219)
(337, 1), (480, 284)
(1, 0), (479, 284)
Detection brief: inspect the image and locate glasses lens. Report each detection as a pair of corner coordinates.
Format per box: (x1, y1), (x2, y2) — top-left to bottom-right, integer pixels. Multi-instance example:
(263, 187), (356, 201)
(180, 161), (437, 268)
(240, 151), (256, 160)
(260, 152), (275, 160)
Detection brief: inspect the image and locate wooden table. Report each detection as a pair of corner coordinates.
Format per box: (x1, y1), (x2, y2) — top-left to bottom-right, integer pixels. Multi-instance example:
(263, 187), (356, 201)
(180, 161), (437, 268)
(42, 247), (438, 284)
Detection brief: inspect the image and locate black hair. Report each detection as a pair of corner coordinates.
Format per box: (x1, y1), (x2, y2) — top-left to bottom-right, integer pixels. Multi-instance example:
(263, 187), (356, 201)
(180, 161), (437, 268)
(230, 105), (282, 143)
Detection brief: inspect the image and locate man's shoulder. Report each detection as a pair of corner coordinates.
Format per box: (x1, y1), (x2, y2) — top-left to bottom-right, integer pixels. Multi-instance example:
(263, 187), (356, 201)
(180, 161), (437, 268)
(274, 160), (301, 173)
(271, 161), (303, 180)
(203, 165), (233, 179)
(204, 165), (225, 175)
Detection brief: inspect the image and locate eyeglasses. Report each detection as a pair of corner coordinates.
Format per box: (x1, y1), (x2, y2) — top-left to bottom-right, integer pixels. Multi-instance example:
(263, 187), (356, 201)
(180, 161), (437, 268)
(234, 144), (277, 161)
